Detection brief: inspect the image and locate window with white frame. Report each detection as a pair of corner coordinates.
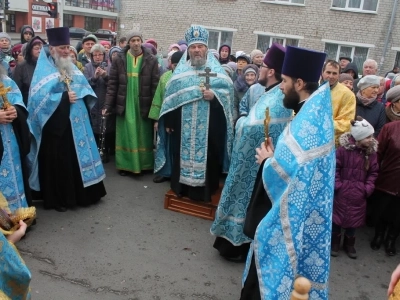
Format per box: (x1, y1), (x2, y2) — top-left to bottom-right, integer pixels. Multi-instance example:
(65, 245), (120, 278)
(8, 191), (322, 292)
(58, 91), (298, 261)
(256, 35), (299, 53)
(324, 43), (369, 74)
(205, 29), (234, 51)
(331, 0), (378, 12)
(262, 0), (305, 4)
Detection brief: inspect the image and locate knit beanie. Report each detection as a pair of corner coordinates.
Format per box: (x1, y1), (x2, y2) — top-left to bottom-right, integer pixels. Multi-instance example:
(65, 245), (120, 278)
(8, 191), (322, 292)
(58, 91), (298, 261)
(171, 51), (184, 64)
(350, 116), (374, 141)
(11, 44), (23, 60)
(168, 43), (180, 52)
(0, 32), (11, 44)
(357, 75), (380, 91)
(339, 73), (354, 83)
(250, 49), (263, 61)
(222, 64), (234, 78)
(386, 85), (400, 103)
(227, 61), (237, 71)
(100, 40), (111, 47)
(143, 42), (157, 55)
(69, 46), (78, 57)
(126, 31), (143, 43)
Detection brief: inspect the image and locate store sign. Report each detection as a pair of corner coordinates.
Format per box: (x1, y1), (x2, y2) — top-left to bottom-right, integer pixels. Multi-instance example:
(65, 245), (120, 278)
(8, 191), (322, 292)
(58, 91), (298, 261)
(32, 4), (49, 15)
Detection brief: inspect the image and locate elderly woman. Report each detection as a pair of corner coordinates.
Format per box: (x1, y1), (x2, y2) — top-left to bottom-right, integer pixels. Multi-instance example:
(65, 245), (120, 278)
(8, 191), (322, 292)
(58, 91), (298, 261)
(355, 75), (386, 137)
(233, 64), (259, 123)
(83, 44), (115, 163)
(385, 85), (400, 122)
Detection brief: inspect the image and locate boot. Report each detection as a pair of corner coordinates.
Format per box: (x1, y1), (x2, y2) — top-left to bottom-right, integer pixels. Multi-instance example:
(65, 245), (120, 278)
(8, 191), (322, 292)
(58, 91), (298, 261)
(343, 235), (357, 259)
(370, 223), (386, 250)
(385, 234), (398, 256)
(330, 233), (341, 257)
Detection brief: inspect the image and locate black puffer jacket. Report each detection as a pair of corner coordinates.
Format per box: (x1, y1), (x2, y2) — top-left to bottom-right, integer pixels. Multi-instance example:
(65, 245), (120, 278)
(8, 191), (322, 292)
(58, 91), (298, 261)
(104, 46), (159, 118)
(13, 36), (46, 105)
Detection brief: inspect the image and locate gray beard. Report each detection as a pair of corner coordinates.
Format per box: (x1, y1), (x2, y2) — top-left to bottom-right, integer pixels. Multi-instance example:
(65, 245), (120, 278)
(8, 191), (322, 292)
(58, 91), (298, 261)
(0, 65), (8, 78)
(53, 52), (73, 75)
(190, 56), (206, 67)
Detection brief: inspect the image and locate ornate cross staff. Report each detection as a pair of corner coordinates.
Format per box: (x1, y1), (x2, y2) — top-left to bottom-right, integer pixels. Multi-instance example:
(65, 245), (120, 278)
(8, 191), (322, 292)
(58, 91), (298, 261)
(199, 67), (217, 90)
(59, 70), (73, 92)
(264, 107), (271, 146)
(0, 83), (12, 110)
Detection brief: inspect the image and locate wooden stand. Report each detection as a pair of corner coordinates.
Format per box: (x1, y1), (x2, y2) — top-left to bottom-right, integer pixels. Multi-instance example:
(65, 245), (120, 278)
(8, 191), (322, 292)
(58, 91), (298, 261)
(164, 185), (222, 221)
(291, 277), (311, 300)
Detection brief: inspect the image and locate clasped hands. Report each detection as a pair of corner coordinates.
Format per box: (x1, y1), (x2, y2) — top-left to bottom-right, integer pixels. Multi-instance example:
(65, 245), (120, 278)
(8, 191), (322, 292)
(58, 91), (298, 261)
(0, 106), (17, 124)
(94, 67), (107, 79)
(255, 137), (274, 165)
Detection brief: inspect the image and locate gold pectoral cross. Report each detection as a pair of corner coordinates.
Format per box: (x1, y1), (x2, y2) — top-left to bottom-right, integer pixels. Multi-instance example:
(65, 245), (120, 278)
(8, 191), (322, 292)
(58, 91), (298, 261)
(59, 70), (73, 92)
(264, 107), (271, 146)
(0, 83), (12, 110)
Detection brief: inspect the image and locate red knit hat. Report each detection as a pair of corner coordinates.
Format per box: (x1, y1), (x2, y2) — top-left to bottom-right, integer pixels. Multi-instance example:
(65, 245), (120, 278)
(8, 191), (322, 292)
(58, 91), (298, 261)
(11, 43), (23, 60)
(99, 40), (111, 47)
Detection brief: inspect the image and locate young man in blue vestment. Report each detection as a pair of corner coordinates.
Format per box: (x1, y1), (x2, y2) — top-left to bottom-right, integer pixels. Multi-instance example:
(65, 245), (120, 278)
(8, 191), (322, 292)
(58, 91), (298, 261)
(211, 43), (292, 262)
(240, 46), (335, 299)
(28, 27), (106, 212)
(0, 64), (32, 211)
(154, 26), (234, 202)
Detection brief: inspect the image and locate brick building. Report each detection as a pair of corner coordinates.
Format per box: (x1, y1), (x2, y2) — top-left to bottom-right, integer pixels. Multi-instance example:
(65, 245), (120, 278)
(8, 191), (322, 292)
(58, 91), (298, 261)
(118, 0), (400, 75)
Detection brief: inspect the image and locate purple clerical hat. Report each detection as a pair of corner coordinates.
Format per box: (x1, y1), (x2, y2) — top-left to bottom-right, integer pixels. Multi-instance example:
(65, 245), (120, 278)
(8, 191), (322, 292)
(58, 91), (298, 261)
(282, 46), (326, 83)
(46, 27), (70, 46)
(263, 43), (286, 74)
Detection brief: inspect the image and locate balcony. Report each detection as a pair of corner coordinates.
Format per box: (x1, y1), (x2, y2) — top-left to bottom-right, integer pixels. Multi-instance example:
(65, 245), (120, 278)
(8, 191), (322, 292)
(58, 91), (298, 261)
(64, 0), (118, 13)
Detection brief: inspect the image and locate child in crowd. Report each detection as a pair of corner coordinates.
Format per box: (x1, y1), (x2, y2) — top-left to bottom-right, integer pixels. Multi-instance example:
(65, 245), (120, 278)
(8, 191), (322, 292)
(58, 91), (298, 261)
(331, 117), (379, 259)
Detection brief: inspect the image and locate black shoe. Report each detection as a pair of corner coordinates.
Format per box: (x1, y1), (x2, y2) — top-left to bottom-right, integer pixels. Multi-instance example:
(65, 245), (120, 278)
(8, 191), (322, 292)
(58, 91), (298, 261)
(223, 254), (247, 263)
(153, 176), (169, 183)
(119, 171), (128, 176)
(385, 235), (398, 256)
(370, 233), (385, 250)
(54, 206), (67, 212)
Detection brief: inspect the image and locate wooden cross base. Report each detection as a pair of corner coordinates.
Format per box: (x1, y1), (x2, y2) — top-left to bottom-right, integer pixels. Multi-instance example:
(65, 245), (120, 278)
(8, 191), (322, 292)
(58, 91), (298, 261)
(164, 185), (223, 221)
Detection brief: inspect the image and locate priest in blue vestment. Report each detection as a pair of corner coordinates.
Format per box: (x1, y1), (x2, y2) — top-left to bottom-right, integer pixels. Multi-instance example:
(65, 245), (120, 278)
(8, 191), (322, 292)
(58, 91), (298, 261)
(154, 25), (234, 202)
(28, 27), (106, 212)
(240, 46), (335, 299)
(0, 67), (32, 211)
(211, 43), (293, 261)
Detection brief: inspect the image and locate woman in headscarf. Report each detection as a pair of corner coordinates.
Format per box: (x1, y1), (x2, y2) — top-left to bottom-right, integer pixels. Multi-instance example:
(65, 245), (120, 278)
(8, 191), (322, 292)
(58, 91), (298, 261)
(69, 46), (84, 72)
(355, 75), (386, 137)
(233, 64), (259, 123)
(218, 44), (231, 65)
(83, 44), (115, 163)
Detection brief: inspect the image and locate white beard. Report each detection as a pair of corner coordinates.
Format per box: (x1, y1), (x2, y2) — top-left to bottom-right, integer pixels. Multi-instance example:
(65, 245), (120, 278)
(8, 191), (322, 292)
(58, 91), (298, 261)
(53, 52), (73, 76)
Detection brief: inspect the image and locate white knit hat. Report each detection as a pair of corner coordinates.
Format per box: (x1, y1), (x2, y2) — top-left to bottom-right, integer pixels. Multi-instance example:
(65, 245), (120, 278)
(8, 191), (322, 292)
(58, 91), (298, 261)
(350, 117), (374, 141)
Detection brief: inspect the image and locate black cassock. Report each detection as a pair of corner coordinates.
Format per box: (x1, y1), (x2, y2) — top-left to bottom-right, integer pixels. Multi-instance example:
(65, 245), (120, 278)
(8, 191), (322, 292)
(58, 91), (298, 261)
(164, 97), (226, 202)
(37, 92), (106, 209)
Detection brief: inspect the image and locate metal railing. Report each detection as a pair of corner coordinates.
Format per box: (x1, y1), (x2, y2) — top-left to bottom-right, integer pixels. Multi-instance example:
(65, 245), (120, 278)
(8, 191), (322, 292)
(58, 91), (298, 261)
(64, 0), (116, 12)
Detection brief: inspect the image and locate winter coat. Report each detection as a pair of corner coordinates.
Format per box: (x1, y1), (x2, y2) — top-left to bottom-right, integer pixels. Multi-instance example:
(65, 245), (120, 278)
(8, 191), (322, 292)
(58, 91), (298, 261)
(104, 46), (159, 118)
(375, 121), (400, 197)
(355, 96), (386, 137)
(333, 133), (378, 228)
(12, 36), (46, 105)
(83, 61), (115, 135)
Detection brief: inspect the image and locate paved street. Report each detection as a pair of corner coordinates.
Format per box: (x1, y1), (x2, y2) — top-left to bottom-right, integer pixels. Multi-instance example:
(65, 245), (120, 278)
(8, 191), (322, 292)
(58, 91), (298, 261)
(19, 161), (396, 300)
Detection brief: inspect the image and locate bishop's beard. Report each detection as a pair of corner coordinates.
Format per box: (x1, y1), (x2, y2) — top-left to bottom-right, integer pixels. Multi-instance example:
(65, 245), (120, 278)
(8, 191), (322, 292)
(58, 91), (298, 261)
(53, 51), (73, 75)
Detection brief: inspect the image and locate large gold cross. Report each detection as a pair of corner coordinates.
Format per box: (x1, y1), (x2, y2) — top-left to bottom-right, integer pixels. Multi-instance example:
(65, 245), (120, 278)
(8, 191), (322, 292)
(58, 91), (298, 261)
(59, 70), (73, 92)
(0, 82), (12, 110)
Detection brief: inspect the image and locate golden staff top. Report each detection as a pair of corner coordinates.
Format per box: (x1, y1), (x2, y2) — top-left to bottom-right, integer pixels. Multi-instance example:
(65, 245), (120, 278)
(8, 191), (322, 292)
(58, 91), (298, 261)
(0, 83), (12, 110)
(264, 107), (271, 146)
(59, 70), (73, 92)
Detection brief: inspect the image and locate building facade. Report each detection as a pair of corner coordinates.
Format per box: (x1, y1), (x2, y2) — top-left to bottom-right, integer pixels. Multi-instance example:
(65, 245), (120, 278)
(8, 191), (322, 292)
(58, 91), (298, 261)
(4, 0), (118, 38)
(118, 0), (400, 74)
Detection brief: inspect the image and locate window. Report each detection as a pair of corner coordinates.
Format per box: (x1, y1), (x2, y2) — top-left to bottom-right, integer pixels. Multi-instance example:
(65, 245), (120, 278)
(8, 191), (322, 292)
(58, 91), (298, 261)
(84, 16), (101, 32)
(195, 26), (236, 50)
(256, 34), (300, 53)
(63, 14), (74, 28)
(331, 0), (378, 12)
(324, 43), (370, 74)
(394, 52), (400, 68)
(262, 0), (305, 4)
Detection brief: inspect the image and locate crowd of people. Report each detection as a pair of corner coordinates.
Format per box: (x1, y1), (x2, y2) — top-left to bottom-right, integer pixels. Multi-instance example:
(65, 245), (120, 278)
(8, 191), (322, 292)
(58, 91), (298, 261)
(0, 23), (400, 299)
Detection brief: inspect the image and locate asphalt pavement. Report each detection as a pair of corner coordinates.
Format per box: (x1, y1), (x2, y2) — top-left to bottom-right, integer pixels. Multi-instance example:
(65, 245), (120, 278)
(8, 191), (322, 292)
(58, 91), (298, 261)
(18, 160), (396, 300)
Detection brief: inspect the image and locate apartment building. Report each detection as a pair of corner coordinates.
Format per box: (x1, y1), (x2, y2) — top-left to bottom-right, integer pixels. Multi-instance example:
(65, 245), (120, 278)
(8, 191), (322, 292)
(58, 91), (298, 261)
(118, 0), (400, 74)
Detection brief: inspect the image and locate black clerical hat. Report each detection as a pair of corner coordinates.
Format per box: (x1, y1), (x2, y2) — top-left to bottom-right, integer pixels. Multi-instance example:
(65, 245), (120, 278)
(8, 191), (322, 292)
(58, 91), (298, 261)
(46, 27), (70, 46)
